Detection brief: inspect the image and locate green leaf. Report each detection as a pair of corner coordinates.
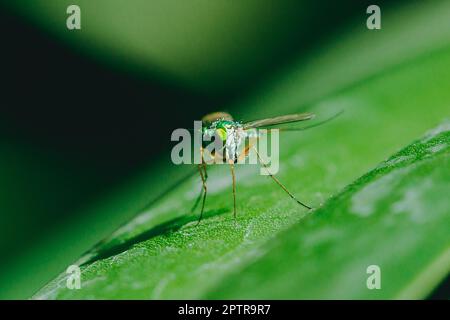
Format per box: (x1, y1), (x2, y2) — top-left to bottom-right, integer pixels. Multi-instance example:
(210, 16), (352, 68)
(9, 1), (450, 299)
(207, 122), (450, 299)
(33, 59), (450, 298)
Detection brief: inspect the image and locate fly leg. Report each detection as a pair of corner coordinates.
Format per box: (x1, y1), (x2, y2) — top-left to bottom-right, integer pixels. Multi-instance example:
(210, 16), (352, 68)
(190, 168), (203, 213)
(253, 147), (312, 210)
(195, 152), (208, 225)
(229, 161), (237, 220)
(191, 149), (208, 213)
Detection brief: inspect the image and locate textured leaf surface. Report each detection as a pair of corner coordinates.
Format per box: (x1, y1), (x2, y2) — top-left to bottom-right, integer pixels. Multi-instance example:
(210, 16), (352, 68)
(34, 53), (450, 298)
(208, 122), (450, 299)
(24, 1), (450, 299)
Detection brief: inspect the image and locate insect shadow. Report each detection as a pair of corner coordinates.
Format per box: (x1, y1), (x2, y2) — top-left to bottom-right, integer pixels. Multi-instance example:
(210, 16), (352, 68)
(80, 207), (228, 266)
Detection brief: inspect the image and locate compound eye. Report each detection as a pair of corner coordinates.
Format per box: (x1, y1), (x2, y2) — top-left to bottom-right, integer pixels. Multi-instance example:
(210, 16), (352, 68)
(215, 128), (227, 141)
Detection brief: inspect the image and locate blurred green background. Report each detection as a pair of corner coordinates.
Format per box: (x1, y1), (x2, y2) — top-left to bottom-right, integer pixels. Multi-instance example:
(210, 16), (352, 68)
(0, 0), (449, 299)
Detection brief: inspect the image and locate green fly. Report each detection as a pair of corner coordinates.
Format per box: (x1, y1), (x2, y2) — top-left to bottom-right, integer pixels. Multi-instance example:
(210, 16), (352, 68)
(192, 111), (332, 224)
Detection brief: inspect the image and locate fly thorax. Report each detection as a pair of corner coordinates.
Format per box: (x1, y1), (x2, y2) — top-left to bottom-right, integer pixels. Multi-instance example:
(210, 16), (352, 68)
(225, 126), (245, 163)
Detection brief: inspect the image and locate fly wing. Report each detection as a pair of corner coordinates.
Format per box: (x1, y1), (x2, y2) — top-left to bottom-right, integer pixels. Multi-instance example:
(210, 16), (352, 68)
(242, 113), (315, 129)
(271, 110), (343, 131)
